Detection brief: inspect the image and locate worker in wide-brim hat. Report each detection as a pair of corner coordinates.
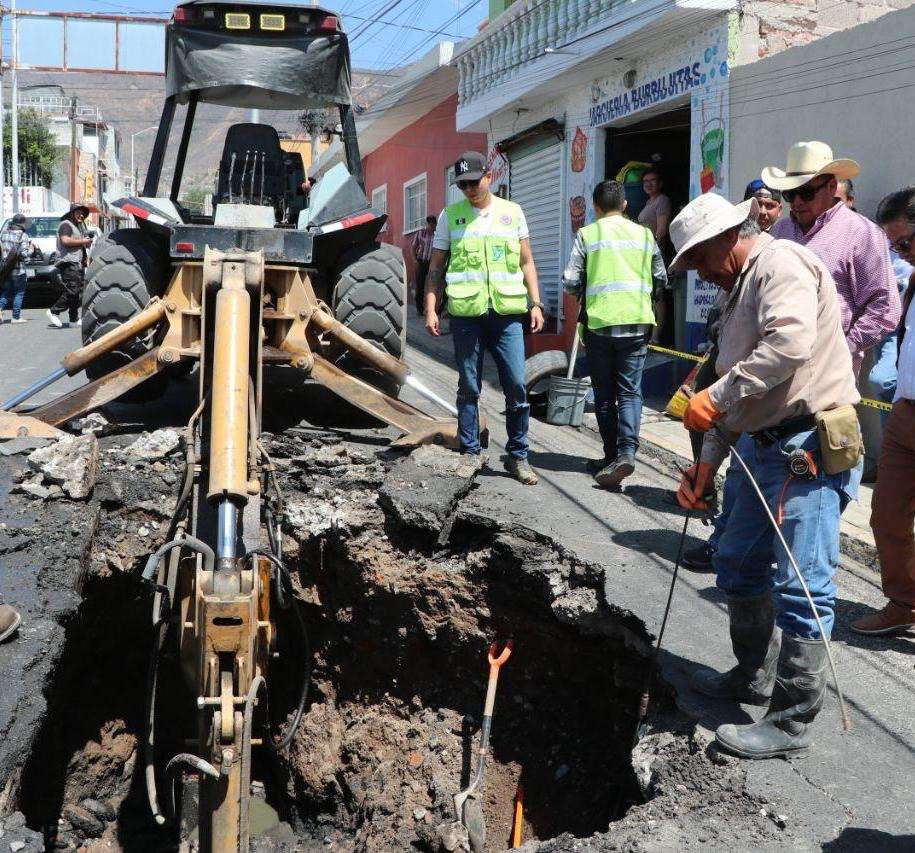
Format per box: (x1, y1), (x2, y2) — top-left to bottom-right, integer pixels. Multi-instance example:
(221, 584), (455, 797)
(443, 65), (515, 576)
(670, 191), (862, 761)
(763, 141), (899, 379)
(48, 202), (94, 329)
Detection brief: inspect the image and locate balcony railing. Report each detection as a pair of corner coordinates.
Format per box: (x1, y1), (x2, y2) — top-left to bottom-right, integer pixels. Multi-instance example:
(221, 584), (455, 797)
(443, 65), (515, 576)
(456, 0), (630, 106)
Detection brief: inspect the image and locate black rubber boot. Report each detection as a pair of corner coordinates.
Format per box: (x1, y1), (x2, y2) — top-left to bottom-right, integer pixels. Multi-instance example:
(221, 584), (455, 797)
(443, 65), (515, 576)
(692, 592), (781, 705)
(715, 635), (828, 759)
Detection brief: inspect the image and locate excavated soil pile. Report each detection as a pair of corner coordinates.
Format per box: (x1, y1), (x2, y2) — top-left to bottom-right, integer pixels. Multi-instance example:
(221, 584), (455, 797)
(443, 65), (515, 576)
(0, 418), (797, 852)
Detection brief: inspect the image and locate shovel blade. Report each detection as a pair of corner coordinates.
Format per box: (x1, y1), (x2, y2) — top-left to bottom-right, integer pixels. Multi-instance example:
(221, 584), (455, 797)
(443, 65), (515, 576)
(461, 795), (486, 853)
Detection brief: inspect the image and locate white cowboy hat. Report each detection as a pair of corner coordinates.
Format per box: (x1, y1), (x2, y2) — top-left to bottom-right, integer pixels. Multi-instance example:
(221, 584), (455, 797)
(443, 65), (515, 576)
(669, 193), (758, 273)
(761, 141), (860, 192)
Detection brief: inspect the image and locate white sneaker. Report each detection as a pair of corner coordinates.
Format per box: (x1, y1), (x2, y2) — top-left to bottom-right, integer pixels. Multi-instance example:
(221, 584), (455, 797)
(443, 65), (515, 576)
(46, 309), (63, 328)
(10, 317), (27, 324)
(0, 313), (8, 324)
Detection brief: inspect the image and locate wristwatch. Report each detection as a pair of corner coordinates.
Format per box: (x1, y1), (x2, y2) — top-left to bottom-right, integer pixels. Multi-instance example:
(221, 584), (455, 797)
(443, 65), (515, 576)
(531, 300), (544, 310)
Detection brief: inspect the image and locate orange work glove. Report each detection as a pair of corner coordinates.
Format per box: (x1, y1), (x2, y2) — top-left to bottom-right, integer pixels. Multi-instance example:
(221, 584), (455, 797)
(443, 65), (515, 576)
(676, 462), (715, 511)
(683, 388), (722, 433)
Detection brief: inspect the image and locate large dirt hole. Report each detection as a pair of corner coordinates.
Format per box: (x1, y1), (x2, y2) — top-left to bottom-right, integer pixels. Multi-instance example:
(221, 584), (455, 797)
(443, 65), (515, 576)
(273, 508), (648, 851)
(5, 435), (652, 852)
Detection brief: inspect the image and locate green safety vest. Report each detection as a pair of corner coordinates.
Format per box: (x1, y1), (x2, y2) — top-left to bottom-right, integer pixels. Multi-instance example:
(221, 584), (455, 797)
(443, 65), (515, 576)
(578, 215), (655, 330)
(444, 196), (528, 317)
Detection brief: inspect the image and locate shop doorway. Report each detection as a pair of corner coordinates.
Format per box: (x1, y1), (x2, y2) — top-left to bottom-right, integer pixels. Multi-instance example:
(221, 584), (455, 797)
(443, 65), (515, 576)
(604, 105), (690, 348)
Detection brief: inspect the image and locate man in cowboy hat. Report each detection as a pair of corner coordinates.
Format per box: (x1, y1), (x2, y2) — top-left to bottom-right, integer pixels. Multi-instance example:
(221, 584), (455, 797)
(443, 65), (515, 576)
(671, 192), (861, 760)
(47, 203), (93, 329)
(764, 141), (899, 378)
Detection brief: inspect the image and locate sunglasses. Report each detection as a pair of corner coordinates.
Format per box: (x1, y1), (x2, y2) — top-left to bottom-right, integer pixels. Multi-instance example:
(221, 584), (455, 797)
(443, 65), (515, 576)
(457, 178), (481, 190)
(783, 178), (831, 204)
(890, 228), (915, 254)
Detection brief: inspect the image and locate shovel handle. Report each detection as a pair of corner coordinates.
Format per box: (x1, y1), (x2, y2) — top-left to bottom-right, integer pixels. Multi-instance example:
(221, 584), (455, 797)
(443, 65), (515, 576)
(488, 641), (512, 668)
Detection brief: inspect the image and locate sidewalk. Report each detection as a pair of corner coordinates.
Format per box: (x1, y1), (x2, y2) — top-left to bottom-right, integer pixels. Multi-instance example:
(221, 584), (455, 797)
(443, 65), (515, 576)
(582, 399), (878, 564)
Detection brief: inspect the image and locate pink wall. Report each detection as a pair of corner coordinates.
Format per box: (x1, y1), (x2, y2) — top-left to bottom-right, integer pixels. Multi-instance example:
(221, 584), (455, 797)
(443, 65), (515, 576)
(362, 93), (487, 290)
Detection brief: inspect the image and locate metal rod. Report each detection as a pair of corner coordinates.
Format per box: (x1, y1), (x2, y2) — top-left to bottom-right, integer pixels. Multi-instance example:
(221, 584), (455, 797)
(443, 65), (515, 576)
(259, 151), (265, 206)
(240, 151), (250, 204)
(1, 367), (67, 411)
(404, 374), (458, 416)
(227, 152), (236, 204)
(216, 500), (238, 560)
(728, 443), (851, 732)
(248, 149), (257, 202)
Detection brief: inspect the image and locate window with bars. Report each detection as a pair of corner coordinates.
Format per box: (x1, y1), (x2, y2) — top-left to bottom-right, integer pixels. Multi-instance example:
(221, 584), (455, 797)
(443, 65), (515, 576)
(445, 165), (463, 208)
(403, 172), (427, 233)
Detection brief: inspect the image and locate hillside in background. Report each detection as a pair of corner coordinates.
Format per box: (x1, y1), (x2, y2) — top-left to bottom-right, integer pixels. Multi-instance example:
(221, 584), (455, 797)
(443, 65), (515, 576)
(16, 69), (397, 197)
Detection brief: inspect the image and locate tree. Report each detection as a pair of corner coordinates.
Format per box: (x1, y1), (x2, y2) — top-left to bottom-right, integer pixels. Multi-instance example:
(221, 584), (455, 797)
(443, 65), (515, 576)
(2, 108), (59, 188)
(180, 185), (210, 213)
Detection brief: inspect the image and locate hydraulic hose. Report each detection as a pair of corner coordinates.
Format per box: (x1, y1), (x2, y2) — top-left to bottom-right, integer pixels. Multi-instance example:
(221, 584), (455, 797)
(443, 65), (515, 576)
(246, 549), (311, 751)
(239, 675), (267, 851)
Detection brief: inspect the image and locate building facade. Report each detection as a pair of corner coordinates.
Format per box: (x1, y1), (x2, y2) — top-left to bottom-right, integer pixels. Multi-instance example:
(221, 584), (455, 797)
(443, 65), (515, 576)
(455, 0), (914, 353)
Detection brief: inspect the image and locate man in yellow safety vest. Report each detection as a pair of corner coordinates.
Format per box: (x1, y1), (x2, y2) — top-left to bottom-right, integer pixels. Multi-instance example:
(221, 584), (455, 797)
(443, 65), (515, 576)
(563, 179), (667, 487)
(425, 151), (544, 485)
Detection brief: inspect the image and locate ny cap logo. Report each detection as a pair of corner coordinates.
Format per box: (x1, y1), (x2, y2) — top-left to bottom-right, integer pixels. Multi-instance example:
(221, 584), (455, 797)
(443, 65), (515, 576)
(456, 160), (469, 175)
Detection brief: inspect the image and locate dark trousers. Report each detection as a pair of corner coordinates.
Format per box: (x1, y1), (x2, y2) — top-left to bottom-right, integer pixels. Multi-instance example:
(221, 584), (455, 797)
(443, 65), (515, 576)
(585, 330), (648, 460)
(51, 262), (83, 323)
(415, 259), (430, 313)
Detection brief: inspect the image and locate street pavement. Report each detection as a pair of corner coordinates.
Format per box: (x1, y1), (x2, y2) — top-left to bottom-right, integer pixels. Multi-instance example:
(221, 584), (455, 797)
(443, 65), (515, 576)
(0, 308), (84, 407)
(401, 308), (914, 850)
(1, 306), (913, 849)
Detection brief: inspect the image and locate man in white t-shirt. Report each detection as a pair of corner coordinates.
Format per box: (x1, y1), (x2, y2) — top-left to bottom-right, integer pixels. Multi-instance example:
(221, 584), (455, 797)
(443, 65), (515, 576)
(424, 151), (544, 485)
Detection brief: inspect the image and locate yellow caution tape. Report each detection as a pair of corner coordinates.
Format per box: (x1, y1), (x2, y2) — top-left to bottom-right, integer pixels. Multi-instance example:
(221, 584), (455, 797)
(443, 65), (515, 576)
(647, 344), (894, 412)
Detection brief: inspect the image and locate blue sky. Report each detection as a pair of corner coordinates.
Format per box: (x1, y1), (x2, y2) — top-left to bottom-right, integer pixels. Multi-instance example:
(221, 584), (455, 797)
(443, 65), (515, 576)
(4, 0), (486, 73)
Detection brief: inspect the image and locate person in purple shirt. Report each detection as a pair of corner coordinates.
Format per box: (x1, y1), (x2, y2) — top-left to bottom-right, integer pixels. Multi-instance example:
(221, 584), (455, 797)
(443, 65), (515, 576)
(762, 141), (900, 378)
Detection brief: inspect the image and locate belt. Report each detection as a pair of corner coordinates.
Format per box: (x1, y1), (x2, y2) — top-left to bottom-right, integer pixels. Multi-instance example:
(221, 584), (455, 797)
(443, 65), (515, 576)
(749, 414), (817, 446)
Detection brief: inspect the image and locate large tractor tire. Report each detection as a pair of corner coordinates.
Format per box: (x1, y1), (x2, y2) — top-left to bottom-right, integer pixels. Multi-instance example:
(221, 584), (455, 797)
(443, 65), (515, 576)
(332, 242), (407, 396)
(81, 229), (171, 402)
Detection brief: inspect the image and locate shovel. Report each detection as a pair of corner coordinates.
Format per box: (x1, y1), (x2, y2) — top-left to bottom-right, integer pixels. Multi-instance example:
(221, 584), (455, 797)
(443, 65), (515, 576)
(454, 641), (513, 853)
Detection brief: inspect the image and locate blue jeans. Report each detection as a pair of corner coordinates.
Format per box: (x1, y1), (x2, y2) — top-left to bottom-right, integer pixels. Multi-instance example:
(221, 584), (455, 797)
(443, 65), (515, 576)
(0, 272), (27, 319)
(707, 433), (755, 551)
(585, 330), (648, 459)
(712, 429), (860, 639)
(452, 312), (529, 459)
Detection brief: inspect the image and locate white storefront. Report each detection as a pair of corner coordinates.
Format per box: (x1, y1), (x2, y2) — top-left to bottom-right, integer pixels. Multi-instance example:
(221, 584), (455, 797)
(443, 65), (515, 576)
(454, 0), (734, 349)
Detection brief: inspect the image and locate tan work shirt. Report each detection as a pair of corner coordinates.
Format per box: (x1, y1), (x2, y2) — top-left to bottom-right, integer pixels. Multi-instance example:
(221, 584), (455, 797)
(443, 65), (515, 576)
(701, 233), (859, 468)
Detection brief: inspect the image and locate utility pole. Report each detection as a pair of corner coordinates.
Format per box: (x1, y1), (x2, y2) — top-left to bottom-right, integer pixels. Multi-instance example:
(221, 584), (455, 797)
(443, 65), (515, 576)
(10, 0), (19, 214)
(69, 96), (78, 202)
(0, 11), (6, 223)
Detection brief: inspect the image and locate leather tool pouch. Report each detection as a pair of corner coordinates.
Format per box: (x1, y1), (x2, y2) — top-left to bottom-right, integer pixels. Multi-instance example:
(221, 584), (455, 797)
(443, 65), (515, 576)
(815, 405), (863, 474)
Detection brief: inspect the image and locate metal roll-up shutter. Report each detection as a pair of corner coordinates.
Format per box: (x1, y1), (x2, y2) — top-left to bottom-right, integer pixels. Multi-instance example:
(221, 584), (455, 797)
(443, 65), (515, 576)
(508, 140), (562, 316)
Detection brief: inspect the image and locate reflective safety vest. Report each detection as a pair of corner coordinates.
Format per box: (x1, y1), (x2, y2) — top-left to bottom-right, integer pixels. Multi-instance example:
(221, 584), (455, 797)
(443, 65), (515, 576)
(578, 215), (655, 330)
(444, 196), (528, 317)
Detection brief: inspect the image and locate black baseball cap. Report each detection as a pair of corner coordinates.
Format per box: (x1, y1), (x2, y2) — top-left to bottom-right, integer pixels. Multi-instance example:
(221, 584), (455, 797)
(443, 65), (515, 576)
(452, 151), (487, 183)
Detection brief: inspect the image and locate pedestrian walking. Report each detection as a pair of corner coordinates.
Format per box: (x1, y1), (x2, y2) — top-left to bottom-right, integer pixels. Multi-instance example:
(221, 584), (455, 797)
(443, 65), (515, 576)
(852, 187), (915, 635)
(412, 214), (436, 314)
(0, 213), (33, 324)
(562, 179), (667, 487)
(764, 141), (900, 378)
(47, 203), (93, 329)
(424, 151), (544, 486)
(672, 192), (862, 759)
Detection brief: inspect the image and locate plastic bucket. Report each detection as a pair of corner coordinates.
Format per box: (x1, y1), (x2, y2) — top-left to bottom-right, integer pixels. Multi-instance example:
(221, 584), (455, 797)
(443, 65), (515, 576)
(546, 375), (592, 427)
